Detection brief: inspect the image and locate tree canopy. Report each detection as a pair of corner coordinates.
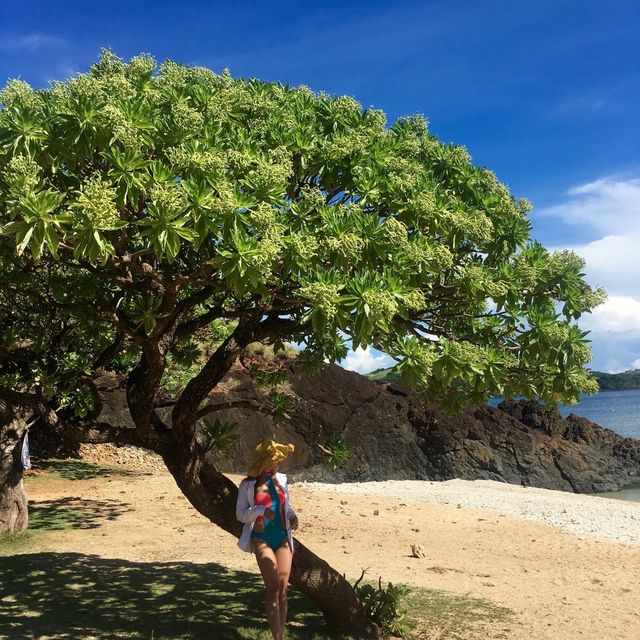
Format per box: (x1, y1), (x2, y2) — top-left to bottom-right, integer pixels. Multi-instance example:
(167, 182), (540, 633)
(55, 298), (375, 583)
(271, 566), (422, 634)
(0, 50), (606, 416)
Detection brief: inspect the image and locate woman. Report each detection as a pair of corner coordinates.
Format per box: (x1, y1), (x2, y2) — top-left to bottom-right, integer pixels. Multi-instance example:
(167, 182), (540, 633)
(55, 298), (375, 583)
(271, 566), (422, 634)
(236, 439), (299, 640)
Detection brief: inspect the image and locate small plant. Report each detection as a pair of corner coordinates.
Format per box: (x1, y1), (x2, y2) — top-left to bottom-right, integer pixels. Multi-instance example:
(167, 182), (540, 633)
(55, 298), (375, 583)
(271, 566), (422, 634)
(321, 437), (352, 470)
(267, 391), (293, 425)
(353, 571), (411, 637)
(200, 418), (239, 455)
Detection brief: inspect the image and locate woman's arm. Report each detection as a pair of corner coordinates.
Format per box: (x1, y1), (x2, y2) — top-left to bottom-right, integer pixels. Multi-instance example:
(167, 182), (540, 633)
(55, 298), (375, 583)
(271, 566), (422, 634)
(235, 480), (267, 524)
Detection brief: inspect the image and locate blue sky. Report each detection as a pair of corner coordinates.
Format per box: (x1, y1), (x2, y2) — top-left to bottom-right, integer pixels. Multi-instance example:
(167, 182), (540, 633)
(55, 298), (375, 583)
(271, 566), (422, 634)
(2, 0), (639, 373)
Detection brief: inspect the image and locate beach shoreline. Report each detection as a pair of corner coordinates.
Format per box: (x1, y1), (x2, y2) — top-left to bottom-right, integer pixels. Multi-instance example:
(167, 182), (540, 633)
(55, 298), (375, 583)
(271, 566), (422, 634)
(296, 477), (640, 546)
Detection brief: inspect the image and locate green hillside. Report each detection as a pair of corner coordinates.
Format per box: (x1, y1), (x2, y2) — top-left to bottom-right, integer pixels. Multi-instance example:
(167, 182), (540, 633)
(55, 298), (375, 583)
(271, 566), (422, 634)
(591, 368), (640, 391)
(366, 366), (400, 383)
(366, 366), (640, 391)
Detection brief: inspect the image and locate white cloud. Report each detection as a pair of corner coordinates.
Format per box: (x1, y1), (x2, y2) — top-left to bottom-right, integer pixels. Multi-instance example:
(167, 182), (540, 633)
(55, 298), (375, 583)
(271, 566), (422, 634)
(568, 234), (640, 298)
(541, 177), (640, 298)
(580, 296), (640, 336)
(0, 33), (67, 54)
(539, 176), (640, 371)
(631, 358), (640, 369)
(340, 347), (394, 374)
(538, 176), (640, 236)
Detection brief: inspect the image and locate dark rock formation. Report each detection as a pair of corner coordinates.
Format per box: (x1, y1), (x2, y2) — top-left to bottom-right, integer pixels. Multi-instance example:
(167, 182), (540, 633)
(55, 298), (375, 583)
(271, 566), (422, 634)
(411, 397), (640, 493)
(40, 360), (640, 494)
(198, 363), (640, 493)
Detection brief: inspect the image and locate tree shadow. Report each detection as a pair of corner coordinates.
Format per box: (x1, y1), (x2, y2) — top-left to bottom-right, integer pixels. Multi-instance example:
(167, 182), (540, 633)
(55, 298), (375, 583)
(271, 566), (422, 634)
(0, 553), (334, 640)
(36, 459), (143, 480)
(28, 497), (131, 531)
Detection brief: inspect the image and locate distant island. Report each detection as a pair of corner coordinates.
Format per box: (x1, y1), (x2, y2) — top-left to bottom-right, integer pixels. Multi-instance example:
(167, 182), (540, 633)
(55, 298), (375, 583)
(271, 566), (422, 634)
(366, 366), (640, 392)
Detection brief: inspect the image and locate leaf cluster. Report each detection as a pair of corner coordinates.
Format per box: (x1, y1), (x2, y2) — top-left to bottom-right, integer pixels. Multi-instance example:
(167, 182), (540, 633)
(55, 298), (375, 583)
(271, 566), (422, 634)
(200, 417), (239, 455)
(322, 437), (352, 470)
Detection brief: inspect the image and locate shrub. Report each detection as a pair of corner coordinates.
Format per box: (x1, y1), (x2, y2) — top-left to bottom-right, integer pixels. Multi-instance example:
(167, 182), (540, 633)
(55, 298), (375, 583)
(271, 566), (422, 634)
(354, 573), (411, 637)
(322, 437), (352, 470)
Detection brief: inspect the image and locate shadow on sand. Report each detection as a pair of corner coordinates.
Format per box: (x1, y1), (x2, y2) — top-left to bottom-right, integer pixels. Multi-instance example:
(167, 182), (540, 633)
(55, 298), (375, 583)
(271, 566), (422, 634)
(0, 552), (331, 640)
(36, 459), (144, 481)
(28, 497), (131, 531)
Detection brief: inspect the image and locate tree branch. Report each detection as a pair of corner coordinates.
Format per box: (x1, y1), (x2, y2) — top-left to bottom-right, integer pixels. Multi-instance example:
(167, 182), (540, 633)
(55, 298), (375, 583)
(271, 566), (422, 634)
(171, 310), (264, 437)
(64, 419), (173, 450)
(196, 399), (267, 420)
(0, 387), (59, 428)
(174, 307), (227, 340)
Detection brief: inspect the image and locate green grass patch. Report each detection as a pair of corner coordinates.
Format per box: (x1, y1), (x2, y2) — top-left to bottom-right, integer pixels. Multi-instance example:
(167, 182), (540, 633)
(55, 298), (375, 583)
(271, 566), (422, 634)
(28, 496), (127, 532)
(0, 497), (130, 557)
(404, 587), (514, 639)
(0, 549), (516, 639)
(0, 531), (37, 556)
(0, 553), (348, 640)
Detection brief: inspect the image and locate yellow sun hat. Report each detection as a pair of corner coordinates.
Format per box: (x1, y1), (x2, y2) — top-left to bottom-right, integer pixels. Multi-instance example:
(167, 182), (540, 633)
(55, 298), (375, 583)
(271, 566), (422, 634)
(248, 439), (295, 477)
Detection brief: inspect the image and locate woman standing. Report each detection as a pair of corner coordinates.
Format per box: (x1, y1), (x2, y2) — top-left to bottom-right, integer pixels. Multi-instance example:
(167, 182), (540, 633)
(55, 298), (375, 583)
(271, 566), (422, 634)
(236, 439), (298, 640)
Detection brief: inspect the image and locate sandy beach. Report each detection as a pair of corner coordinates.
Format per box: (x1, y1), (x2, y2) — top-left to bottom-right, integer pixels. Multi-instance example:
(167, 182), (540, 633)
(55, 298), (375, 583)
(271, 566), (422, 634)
(299, 477), (640, 545)
(22, 466), (640, 640)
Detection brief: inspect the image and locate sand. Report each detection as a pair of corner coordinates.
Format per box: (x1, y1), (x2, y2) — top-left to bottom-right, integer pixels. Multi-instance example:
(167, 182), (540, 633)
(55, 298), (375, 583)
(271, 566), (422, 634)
(23, 467), (640, 640)
(300, 477), (640, 545)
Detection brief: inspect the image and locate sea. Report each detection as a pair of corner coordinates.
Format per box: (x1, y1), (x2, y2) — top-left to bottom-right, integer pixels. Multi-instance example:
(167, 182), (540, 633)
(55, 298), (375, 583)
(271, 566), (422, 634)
(490, 389), (640, 502)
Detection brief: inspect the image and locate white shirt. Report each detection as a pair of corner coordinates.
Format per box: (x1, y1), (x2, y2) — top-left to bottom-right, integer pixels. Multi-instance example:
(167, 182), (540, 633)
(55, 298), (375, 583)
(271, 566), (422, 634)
(235, 472), (297, 554)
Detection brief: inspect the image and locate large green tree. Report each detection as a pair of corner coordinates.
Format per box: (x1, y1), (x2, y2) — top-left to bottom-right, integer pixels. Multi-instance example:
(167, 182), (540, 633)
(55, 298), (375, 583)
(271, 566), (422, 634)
(0, 51), (604, 636)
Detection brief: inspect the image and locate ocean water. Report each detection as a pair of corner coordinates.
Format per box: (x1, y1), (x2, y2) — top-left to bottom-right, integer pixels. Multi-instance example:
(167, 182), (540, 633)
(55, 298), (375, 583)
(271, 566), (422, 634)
(490, 389), (640, 502)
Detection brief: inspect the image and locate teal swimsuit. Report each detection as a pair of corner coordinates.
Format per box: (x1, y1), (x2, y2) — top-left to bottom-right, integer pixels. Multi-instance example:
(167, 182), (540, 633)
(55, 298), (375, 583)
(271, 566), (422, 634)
(251, 475), (288, 551)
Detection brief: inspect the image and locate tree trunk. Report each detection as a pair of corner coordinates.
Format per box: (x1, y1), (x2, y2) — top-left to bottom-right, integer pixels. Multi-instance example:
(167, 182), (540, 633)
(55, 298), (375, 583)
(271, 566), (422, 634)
(160, 444), (381, 638)
(0, 407), (30, 534)
(0, 464), (28, 534)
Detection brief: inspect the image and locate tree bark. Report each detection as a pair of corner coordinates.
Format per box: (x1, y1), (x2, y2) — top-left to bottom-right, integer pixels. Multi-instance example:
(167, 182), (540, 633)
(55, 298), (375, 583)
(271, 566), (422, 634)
(126, 341), (171, 437)
(0, 389), (60, 535)
(0, 404), (31, 534)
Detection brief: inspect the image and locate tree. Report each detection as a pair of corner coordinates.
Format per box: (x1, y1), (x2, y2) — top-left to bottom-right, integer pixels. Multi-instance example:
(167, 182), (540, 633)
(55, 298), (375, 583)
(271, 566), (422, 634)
(0, 51), (605, 635)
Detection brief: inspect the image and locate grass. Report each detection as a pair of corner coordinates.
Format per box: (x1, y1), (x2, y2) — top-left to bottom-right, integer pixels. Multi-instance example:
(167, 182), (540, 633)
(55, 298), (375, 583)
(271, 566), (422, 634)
(0, 531), (37, 556)
(0, 553), (337, 640)
(348, 578), (514, 640)
(0, 459), (133, 558)
(404, 589), (513, 639)
(0, 496), (130, 558)
(0, 460), (515, 639)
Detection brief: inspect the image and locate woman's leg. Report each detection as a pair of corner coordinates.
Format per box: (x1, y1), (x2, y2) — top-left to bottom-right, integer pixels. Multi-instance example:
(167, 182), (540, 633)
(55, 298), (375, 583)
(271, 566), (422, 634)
(274, 541), (293, 638)
(253, 540), (282, 640)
